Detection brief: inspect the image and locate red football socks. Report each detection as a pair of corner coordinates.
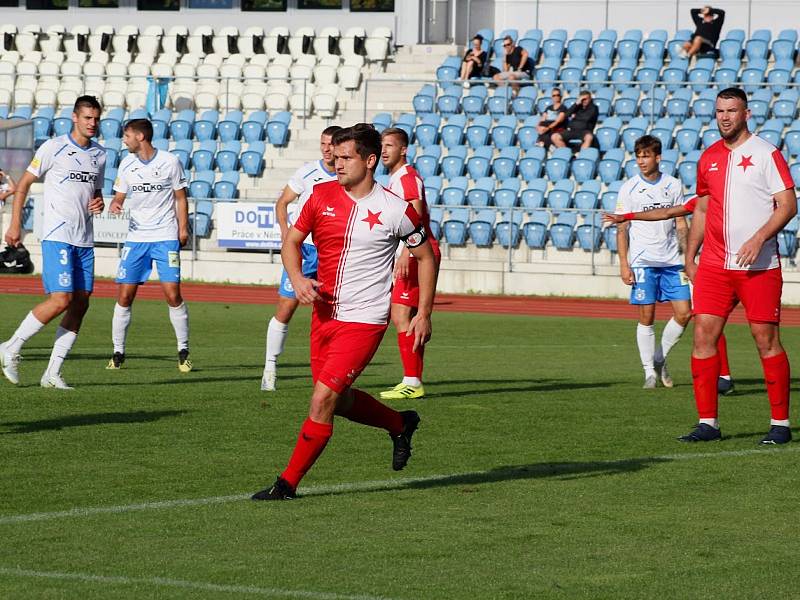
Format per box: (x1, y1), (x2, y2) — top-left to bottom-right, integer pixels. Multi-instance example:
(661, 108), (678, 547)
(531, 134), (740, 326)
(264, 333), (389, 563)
(342, 388), (403, 435)
(691, 354), (721, 419)
(280, 418), (333, 489)
(717, 334), (731, 378)
(397, 331), (424, 379)
(761, 352), (790, 421)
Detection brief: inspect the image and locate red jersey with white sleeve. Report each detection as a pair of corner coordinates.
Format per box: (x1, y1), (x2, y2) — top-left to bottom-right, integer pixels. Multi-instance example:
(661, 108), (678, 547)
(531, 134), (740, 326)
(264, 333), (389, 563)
(387, 163), (441, 256)
(696, 135), (794, 271)
(293, 180), (426, 325)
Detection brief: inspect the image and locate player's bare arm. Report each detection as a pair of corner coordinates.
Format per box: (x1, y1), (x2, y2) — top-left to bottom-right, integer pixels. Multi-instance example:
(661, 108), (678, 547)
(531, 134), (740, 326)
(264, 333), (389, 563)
(4, 170), (37, 246)
(174, 187), (190, 246)
(275, 186), (300, 239)
(109, 191), (127, 214)
(676, 216), (688, 254)
(616, 221), (634, 285)
(282, 226), (320, 304)
(407, 238), (436, 352)
(603, 205), (690, 224)
(736, 188), (798, 267)
(394, 198), (424, 281)
(88, 189), (104, 215)
(684, 195), (709, 282)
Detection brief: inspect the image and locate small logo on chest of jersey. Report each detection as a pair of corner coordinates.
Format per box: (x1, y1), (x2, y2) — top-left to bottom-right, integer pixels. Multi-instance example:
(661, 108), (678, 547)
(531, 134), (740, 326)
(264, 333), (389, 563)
(322, 206), (336, 217)
(362, 209), (383, 230)
(738, 155), (754, 172)
(709, 162), (719, 172)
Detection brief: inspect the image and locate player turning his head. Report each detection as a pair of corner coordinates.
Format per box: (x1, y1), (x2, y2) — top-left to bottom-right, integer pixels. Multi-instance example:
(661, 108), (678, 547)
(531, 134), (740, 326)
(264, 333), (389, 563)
(679, 87), (796, 444)
(106, 119), (192, 372)
(251, 124), (437, 500)
(261, 125), (342, 391)
(378, 127), (441, 400)
(0, 96), (106, 389)
(615, 135), (691, 389)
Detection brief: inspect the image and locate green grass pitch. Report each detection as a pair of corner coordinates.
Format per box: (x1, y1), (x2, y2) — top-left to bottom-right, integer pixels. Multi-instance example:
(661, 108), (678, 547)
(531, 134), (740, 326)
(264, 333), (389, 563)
(1, 292), (800, 599)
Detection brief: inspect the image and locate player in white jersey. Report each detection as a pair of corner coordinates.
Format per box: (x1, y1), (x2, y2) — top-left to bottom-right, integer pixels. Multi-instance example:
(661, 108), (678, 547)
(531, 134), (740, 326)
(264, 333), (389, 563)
(615, 135), (691, 389)
(0, 96), (106, 389)
(105, 119), (192, 372)
(261, 125), (341, 391)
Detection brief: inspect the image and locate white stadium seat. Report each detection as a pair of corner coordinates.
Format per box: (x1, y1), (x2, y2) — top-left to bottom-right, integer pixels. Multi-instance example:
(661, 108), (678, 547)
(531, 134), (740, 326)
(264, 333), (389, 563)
(0, 89), (11, 107)
(203, 53), (224, 68)
(225, 54), (247, 67)
(88, 52), (110, 65)
(35, 88), (57, 107)
(313, 55), (340, 85)
(0, 51), (20, 65)
(112, 25), (139, 55)
(170, 89), (195, 111)
(36, 78), (60, 93)
(338, 55), (364, 90)
(84, 79), (105, 98)
(138, 26), (163, 57)
(340, 27), (366, 59)
(179, 53), (203, 66)
(15, 31), (39, 55)
(266, 64), (289, 80)
(243, 81), (268, 96)
(242, 64), (266, 81)
(241, 92), (265, 111)
(365, 26), (392, 62)
(0, 61), (15, 77)
(15, 61), (37, 76)
(264, 26), (289, 60)
(83, 61), (105, 77)
(57, 89), (78, 110)
(126, 91), (147, 110)
(40, 26), (64, 55)
(163, 26), (189, 55)
(110, 52), (133, 65)
(152, 63), (173, 78)
(240, 26), (265, 59)
(37, 61), (59, 77)
(14, 87), (35, 106)
(173, 63), (196, 79)
(105, 62), (127, 77)
(313, 27), (340, 57)
(290, 61), (313, 83)
(289, 27), (314, 59)
(265, 83), (291, 112)
(64, 26), (90, 56)
(41, 50), (64, 65)
(249, 54), (270, 68)
(59, 78), (83, 93)
(196, 63), (219, 80)
(187, 26), (213, 56)
(219, 63), (242, 80)
(102, 90), (126, 109)
(88, 25), (114, 54)
(213, 26), (239, 57)
(194, 91), (218, 111)
(197, 80), (220, 95)
(313, 83), (339, 118)
(217, 91), (241, 111)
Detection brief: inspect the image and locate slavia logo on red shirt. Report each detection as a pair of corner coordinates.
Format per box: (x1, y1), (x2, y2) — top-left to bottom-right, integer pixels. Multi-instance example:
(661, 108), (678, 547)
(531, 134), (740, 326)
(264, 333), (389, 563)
(738, 155), (754, 172)
(362, 209), (383, 230)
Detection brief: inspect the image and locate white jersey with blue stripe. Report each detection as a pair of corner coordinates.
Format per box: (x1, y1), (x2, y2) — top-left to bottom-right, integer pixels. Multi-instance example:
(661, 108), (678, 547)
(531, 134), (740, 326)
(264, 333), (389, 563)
(28, 134), (106, 248)
(114, 149), (188, 242)
(286, 160), (337, 228)
(615, 173), (685, 268)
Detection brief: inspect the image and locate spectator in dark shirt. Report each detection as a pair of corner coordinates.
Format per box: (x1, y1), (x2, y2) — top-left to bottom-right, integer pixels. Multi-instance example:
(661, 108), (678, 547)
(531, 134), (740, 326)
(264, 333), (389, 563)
(536, 88), (567, 149)
(682, 6), (725, 58)
(490, 36), (531, 93)
(460, 35), (488, 87)
(551, 90), (598, 150)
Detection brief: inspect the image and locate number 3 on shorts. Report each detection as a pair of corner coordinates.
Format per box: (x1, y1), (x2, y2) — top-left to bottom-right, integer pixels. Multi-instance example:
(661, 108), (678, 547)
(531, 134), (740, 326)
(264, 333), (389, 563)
(168, 251), (180, 268)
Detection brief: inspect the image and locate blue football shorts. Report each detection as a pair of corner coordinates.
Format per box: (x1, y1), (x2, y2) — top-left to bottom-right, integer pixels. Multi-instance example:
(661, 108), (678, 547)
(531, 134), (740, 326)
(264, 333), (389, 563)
(116, 240), (182, 284)
(279, 243), (318, 299)
(41, 240), (95, 294)
(630, 265), (692, 305)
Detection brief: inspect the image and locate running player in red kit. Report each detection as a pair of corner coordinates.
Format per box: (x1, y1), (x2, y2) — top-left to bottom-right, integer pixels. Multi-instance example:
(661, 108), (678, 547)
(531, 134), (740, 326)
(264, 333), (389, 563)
(252, 124), (438, 500)
(679, 88), (796, 444)
(379, 127), (441, 400)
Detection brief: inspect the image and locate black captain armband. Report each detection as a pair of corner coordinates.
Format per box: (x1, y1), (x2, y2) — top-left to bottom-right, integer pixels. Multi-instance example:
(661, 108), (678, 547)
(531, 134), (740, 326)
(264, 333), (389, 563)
(400, 224), (427, 249)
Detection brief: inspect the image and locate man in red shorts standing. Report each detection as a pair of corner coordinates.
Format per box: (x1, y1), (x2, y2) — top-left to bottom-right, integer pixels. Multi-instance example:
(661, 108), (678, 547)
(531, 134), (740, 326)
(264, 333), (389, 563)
(252, 124), (438, 500)
(379, 127), (441, 400)
(680, 87), (796, 444)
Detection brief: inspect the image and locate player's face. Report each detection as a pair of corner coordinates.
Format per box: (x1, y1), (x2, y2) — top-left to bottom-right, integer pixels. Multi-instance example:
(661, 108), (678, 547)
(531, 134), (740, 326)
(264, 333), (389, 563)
(122, 128), (142, 153)
(380, 135), (406, 170)
(716, 97), (750, 141)
(72, 107), (100, 140)
(635, 149), (660, 178)
(320, 134), (334, 168)
(334, 140), (376, 187)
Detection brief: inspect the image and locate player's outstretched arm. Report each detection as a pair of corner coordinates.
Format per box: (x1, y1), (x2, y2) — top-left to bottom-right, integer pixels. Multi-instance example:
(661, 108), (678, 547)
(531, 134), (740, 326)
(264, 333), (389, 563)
(275, 186), (300, 240)
(407, 239), (436, 352)
(282, 226), (320, 304)
(685, 195), (708, 282)
(736, 188), (797, 267)
(4, 170), (36, 247)
(603, 205), (690, 224)
(174, 188), (190, 246)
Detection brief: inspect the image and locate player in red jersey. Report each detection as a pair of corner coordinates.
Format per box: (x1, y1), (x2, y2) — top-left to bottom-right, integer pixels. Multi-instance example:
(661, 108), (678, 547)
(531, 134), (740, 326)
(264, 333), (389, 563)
(680, 88), (796, 444)
(252, 124), (438, 500)
(378, 127), (442, 400)
(604, 197), (735, 395)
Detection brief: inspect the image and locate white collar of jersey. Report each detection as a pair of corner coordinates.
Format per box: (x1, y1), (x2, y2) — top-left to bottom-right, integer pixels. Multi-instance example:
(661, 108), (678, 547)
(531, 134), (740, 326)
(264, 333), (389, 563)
(318, 159), (335, 176)
(67, 133), (92, 151)
(638, 172), (663, 186)
(137, 148), (159, 166)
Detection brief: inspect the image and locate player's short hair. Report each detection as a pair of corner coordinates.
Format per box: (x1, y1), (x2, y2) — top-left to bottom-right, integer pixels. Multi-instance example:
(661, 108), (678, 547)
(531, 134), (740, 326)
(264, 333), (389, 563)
(634, 134), (662, 156)
(321, 125), (342, 138)
(380, 127), (409, 147)
(717, 87), (748, 107)
(503, 35), (514, 44)
(123, 118), (154, 143)
(473, 34), (483, 42)
(332, 123), (382, 168)
(578, 89), (592, 98)
(73, 95), (101, 114)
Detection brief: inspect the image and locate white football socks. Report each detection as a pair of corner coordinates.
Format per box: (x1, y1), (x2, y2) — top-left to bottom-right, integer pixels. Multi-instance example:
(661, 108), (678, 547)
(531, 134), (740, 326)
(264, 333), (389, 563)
(636, 323), (656, 376)
(265, 317), (289, 366)
(46, 326), (77, 375)
(700, 418), (720, 429)
(6, 311), (45, 354)
(112, 303), (132, 354)
(168, 303), (190, 351)
(658, 317), (685, 364)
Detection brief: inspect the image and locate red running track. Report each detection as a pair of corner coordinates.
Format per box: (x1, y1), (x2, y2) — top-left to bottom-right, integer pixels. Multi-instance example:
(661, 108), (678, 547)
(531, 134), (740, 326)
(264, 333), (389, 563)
(0, 275), (796, 326)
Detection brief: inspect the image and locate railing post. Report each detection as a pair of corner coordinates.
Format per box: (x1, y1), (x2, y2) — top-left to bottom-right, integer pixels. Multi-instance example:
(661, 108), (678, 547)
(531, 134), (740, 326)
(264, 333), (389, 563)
(363, 78), (369, 123)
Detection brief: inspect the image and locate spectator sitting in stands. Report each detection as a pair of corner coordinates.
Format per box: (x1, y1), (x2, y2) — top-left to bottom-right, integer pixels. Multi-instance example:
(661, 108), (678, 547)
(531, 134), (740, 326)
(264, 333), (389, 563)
(551, 90), (598, 150)
(460, 35), (488, 88)
(490, 36), (532, 93)
(0, 168), (16, 205)
(536, 88), (567, 149)
(681, 5), (725, 58)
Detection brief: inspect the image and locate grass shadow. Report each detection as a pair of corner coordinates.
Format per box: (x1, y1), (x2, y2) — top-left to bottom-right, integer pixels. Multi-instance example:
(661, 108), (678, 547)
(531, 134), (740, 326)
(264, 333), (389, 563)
(415, 378), (616, 400)
(0, 410), (188, 435)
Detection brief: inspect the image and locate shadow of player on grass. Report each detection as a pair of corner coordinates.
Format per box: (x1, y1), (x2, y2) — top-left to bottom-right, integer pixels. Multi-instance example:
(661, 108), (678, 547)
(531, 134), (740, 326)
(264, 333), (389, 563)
(0, 410), (188, 434)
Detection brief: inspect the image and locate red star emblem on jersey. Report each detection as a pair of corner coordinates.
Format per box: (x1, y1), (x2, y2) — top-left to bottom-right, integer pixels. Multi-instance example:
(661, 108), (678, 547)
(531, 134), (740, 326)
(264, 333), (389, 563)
(738, 155), (754, 172)
(362, 209), (383, 230)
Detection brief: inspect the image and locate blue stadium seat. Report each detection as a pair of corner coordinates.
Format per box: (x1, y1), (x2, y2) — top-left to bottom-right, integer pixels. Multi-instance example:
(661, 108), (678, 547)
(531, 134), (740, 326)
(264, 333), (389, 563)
(518, 157), (543, 182)
(415, 154), (440, 179)
(437, 93), (461, 115)
(214, 179), (238, 201)
(713, 68), (737, 88)
(195, 109), (220, 141)
(190, 213), (212, 238)
(785, 131), (800, 157)
(792, 163), (800, 188)
(511, 89), (536, 118)
(745, 38), (769, 61)
(441, 176), (469, 206)
(778, 230), (798, 258)
(571, 158), (596, 183)
(523, 218), (548, 249)
(591, 38), (615, 61)
(675, 128), (700, 154)
(215, 141), (240, 172)
(517, 124), (539, 151)
(550, 217), (576, 249)
(192, 140), (217, 172)
(429, 206), (444, 239)
(469, 216), (495, 247)
(441, 146), (467, 179)
(169, 109), (196, 141)
(491, 115), (517, 149)
(642, 37), (665, 61)
(597, 157), (622, 184)
(719, 38), (741, 61)
(495, 220), (521, 248)
(467, 177), (494, 207)
(520, 185), (546, 210)
(487, 91), (513, 117)
(545, 156), (570, 181)
(574, 181), (600, 213)
(424, 175), (442, 205)
(650, 128), (673, 150)
(412, 84), (436, 114)
(372, 112), (392, 132)
(441, 114), (467, 148)
(436, 56), (461, 82)
(758, 129), (781, 148)
(466, 115), (491, 149)
(53, 117), (72, 137)
(702, 128), (721, 147)
(462, 87), (488, 117)
(241, 111), (267, 143)
(547, 179), (574, 210)
(266, 111), (291, 147)
(414, 123), (438, 147)
(603, 224), (618, 252)
(678, 158), (697, 188)
(773, 100), (797, 125)
(492, 147), (518, 180)
(494, 178), (520, 208)
(241, 142), (266, 176)
(189, 180), (213, 199)
(217, 111), (243, 143)
(467, 146), (493, 179)
(576, 213), (603, 251)
(771, 39), (796, 62)
(443, 217), (468, 245)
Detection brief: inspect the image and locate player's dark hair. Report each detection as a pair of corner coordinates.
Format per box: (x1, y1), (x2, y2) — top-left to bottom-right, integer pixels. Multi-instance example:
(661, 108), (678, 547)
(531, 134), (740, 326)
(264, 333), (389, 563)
(321, 125), (342, 138)
(717, 87), (748, 107)
(123, 118), (154, 143)
(473, 34), (483, 42)
(634, 134), (662, 156)
(332, 123), (382, 169)
(380, 127), (409, 147)
(579, 89), (592, 98)
(73, 95), (101, 114)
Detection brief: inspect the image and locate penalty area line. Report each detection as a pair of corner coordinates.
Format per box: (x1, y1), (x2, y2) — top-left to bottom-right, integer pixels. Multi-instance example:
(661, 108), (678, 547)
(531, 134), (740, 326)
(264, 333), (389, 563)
(1, 445), (797, 526)
(0, 567), (396, 600)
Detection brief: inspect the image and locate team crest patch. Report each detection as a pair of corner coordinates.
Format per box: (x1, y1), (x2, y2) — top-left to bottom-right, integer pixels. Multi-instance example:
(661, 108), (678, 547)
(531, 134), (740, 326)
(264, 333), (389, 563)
(58, 271), (72, 287)
(117, 266), (127, 279)
(635, 288), (647, 301)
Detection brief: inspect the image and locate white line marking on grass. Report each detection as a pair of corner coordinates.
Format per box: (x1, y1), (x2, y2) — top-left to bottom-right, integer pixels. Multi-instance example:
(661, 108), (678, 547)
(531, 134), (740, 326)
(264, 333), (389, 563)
(0, 567), (395, 600)
(1, 446), (797, 526)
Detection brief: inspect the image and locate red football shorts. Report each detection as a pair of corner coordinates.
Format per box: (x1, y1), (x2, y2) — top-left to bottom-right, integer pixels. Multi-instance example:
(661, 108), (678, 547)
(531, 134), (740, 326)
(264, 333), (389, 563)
(310, 310), (388, 394)
(693, 264), (782, 323)
(391, 241), (441, 308)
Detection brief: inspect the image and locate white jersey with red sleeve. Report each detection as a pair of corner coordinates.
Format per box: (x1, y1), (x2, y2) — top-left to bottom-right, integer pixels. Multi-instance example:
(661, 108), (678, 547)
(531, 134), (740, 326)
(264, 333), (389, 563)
(387, 163), (440, 254)
(696, 135), (794, 271)
(293, 181), (426, 325)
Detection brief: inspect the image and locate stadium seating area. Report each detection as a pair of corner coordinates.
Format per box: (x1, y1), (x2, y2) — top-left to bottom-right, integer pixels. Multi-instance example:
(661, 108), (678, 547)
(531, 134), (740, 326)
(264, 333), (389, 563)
(386, 27), (800, 254)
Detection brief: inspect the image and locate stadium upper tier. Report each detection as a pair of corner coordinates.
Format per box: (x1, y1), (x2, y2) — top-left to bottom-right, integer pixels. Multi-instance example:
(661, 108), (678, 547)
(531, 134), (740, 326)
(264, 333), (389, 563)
(0, 24), (394, 116)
